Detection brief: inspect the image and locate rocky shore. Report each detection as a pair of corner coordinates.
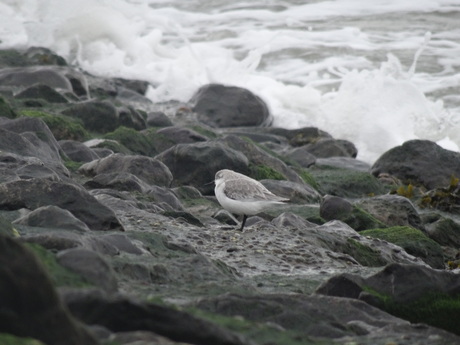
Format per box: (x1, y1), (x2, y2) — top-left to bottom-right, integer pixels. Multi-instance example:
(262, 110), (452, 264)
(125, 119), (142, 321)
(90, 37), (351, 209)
(1, 47), (460, 345)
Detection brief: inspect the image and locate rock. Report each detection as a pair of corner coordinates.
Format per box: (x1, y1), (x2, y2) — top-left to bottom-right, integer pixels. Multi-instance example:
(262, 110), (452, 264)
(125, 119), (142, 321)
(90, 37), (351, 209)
(355, 194), (424, 231)
(57, 248), (118, 293)
(303, 138), (358, 158)
(193, 293), (460, 343)
(62, 100), (119, 133)
(320, 195), (353, 221)
(264, 126), (332, 147)
(360, 226), (444, 269)
(191, 83), (272, 128)
(315, 156), (371, 172)
(15, 83), (69, 103)
(316, 263), (460, 337)
(155, 141), (249, 194)
(79, 153), (173, 187)
(0, 179), (124, 231)
(84, 172), (152, 193)
(0, 96), (17, 119)
(12, 205), (90, 232)
(22, 232), (82, 251)
(424, 215), (460, 248)
(282, 146), (317, 168)
(0, 152), (61, 183)
(117, 106), (147, 131)
(146, 111), (174, 127)
(61, 289), (253, 345)
(94, 233), (143, 255)
(155, 126), (208, 150)
(146, 185), (185, 211)
(0, 66), (73, 91)
(260, 179), (321, 203)
(372, 139), (460, 189)
(0, 234), (98, 345)
(222, 135), (304, 184)
(59, 140), (100, 162)
(311, 167), (390, 198)
(0, 116), (69, 177)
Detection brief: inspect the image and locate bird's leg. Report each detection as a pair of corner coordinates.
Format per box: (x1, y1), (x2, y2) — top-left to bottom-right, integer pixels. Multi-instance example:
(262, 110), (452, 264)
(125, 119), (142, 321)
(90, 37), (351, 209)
(239, 215), (248, 232)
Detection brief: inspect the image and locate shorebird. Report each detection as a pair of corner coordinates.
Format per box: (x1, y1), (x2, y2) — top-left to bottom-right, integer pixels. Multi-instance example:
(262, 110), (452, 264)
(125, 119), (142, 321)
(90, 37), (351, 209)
(214, 169), (289, 231)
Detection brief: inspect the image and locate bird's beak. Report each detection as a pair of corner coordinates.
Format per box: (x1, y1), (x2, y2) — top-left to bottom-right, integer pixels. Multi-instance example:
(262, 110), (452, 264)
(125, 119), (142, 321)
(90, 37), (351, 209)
(204, 180), (215, 186)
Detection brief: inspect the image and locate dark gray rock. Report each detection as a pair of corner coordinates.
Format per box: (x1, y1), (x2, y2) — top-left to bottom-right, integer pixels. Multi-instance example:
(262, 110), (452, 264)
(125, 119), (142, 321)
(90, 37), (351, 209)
(13, 205), (90, 232)
(424, 215), (460, 248)
(222, 135), (304, 184)
(61, 289), (254, 345)
(155, 141), (249, 194)
(260, 179), (321, 203)
(320, 195), (353, 221)
(0, 116), (69, 177)
(96, 233), (143, 255)
(79, 153), (173, 187)
(22, 232), (82, 251)
(372, 139), (460, 189)
(0, 66), (73, 91)
(304, 138), (358, 158)
(62, 100), (119, 133)
(15, 83), (69, 103)
(315, 156), (371, 172)
(117, 106), (147, 130)
(282, 146), (317, 168)
(84, 172), (151, 193)
(146, 185), (185, 211)
(59, 140), (100, 163)
(264, 127), (332, 147)
(57, 248), (118, 293)
(355, 195), (424, 231)
(0, 179), (124, 231)
(0, 234), (98, 345)
(191, 83), (272, 128)
(193, 293), (460, 343)
(146, 111), (174, 127)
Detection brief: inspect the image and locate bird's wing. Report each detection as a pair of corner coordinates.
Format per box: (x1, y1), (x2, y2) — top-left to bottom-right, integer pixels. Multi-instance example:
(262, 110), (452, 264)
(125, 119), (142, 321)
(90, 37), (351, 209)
(224, 178), (288, 202)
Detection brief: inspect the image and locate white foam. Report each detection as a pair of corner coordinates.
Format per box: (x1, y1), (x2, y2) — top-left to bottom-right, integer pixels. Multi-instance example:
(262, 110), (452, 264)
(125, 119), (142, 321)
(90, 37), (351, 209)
(1, 0), (459, 164)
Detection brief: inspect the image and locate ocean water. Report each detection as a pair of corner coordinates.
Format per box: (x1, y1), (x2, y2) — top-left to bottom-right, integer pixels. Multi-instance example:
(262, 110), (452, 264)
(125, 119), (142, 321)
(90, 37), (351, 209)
(1, 0), (459, 163)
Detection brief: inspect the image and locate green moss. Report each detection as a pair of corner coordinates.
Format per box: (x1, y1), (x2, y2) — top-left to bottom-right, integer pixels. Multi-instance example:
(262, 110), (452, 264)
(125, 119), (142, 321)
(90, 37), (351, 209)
(362, 287), (460, 336)
(0, 216), (20, 237)
(63, 158), (83, 173)
(310, 166), (392, 198)
(103, 126), (155, 155)
(249, 164), (286, 181)
(360, 226), (444, 268)
(0, 334), (45, 345)
(92, 139), (131, 154)
(20, 110), (88, 141)
(343, 238), (387, 267)
(296, 169), (319, 190)
(25, 243), (92, 288)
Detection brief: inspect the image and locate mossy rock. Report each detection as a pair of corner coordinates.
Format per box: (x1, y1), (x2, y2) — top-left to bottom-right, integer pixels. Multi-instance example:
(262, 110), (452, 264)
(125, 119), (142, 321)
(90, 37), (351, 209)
(340, 238), (387, 267)
(341, 205), (388, 231)
(20, 110), (88, 141)
(0, 333), (45, 345)
(309, 166), (391, 198)
(25, 243), (92, 288)
(104, 126), (155, 156)
(249, 164), (286, 181)
(0, 96), (17, 119)
(364, 288), (460, 336)
(0, 216), (20, 237)
(361, 226), (444, 268)
(91, 139), (131, 154)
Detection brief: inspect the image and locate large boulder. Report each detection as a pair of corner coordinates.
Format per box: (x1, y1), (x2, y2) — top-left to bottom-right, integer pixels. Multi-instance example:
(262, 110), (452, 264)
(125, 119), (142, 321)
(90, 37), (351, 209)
(155, 141), (249, 194)
(191, 84), (272, 128)
(372, 140), (460, 189)
(0, 234), (98, 345)
(316, 263), (460, 336)
(79, 153), (173, 187)
(0, 116), (69, 177)
(0, 179), (123, 231)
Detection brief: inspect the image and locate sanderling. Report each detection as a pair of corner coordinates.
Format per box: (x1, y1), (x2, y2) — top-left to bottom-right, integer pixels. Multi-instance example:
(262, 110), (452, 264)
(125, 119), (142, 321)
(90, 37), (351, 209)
(214, 169), (289, 231)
